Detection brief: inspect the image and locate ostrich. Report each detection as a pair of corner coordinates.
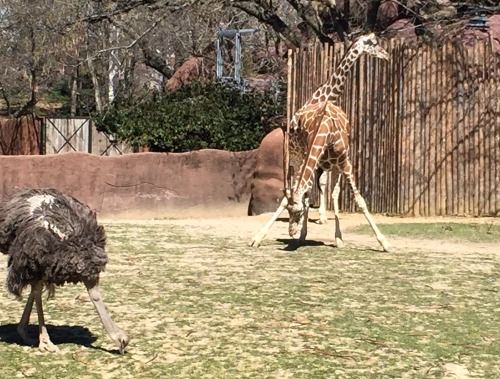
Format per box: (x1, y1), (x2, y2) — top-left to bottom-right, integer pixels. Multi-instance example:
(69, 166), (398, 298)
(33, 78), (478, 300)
(0, 188), (129, 354)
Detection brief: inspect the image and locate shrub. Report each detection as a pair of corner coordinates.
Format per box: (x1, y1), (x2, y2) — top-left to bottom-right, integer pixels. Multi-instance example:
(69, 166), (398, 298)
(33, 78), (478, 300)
(93, 80), (285, 152)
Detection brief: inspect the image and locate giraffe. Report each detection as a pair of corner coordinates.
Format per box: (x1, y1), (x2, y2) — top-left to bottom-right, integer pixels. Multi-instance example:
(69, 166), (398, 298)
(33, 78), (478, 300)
(257, 100), (391, 252)
(249, 33), (390, 250)
(304, 33), (389, 230)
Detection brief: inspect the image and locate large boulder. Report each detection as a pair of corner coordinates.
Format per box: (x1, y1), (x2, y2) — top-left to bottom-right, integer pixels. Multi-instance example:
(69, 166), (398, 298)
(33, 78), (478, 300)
(458, 15), (500, 52)
(384, 19), (418, 42)
(247, 128), (284, 215)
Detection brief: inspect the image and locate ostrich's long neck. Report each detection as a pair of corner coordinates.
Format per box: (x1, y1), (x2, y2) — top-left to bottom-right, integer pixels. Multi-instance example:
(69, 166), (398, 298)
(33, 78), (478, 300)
(303, 47), (361, 108)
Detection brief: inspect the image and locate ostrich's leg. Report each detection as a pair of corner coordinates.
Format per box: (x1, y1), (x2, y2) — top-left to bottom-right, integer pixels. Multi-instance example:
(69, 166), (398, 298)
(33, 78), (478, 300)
(32, 282), (60, 353)
(17, 290), (36, 346)
(249, 196), (288, 247)
(84, 280), (129, 354)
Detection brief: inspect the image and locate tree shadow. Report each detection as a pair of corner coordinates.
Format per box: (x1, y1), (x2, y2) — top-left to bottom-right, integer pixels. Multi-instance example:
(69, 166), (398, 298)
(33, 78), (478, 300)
(0, 323), (119, 354)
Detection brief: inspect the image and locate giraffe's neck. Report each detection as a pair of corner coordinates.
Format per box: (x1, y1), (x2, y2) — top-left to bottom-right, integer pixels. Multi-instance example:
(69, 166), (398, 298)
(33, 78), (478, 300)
(303, 47), (361, 108)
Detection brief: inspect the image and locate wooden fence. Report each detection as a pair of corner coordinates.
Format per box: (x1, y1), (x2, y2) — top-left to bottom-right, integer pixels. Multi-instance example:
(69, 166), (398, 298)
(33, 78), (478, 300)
(288, 38), (500, 217)
(0, 115), (42, 155)
(42, 118), (131, 156)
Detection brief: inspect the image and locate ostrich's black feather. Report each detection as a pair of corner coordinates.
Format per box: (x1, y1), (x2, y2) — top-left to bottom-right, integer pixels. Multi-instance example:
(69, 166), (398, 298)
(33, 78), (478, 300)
(0, 188), (107, 297)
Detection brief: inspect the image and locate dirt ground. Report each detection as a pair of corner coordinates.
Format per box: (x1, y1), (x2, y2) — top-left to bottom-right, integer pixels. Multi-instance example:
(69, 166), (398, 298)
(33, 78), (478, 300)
(1, 208), (498, 378)
(102, 208), (499, 256)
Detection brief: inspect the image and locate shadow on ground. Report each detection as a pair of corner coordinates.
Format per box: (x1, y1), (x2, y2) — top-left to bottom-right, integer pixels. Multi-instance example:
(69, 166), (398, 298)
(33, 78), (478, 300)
(0, 324), (97, 348)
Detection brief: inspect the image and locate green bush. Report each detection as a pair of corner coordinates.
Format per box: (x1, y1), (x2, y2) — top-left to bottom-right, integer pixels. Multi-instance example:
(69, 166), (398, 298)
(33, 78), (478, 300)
(93, 80), (285, 152)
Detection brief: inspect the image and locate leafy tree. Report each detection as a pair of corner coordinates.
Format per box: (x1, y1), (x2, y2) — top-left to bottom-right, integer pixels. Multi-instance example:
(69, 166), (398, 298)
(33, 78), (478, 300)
(94, 80), (285, 152)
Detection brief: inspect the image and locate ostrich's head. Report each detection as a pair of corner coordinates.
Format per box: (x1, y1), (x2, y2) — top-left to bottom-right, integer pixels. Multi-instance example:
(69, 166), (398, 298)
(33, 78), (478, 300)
(286, 194), (306, 238)
(351, 33), (389, 61)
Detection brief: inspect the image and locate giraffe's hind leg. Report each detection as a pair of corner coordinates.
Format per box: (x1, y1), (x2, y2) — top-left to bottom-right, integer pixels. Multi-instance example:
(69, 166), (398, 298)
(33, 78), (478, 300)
(318, 172), (329, 225)
(342, 162), (391, 252)
(331, 174), (344, 247)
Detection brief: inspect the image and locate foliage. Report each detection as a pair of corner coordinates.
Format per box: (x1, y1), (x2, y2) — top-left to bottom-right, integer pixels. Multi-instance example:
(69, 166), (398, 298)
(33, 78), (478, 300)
(93, 80), (285, 152)
(0, 0), (497, 117)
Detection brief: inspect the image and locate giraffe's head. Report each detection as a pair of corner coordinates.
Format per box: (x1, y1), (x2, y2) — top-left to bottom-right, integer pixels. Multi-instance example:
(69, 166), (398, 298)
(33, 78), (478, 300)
(350, 33), (389, 61)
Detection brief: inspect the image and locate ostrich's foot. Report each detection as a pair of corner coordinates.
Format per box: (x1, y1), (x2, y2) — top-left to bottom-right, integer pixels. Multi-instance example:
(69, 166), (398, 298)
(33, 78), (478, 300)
(38, 328), (60, 353)
(334, 237), (344, 248)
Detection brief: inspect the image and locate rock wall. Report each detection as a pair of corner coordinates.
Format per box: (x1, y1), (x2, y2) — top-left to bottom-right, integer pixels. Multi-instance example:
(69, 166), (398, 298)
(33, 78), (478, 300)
(0, 150), (257, 218)
(247, 128), (284, 215)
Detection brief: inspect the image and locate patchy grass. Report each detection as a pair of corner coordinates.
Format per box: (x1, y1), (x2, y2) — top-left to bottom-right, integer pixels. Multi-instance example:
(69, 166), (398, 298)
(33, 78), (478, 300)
(355, 221), (500, 243)
(0, 221), (499, 378)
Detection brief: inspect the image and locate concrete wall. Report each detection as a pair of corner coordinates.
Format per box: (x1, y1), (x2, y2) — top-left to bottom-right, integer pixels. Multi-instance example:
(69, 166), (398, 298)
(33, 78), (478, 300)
(0, 150), (257, 218)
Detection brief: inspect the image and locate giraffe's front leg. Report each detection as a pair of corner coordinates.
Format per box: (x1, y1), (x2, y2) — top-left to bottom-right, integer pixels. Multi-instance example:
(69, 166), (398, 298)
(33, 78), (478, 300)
(250, 197), (288, 247)
(298, 196), (310, 243)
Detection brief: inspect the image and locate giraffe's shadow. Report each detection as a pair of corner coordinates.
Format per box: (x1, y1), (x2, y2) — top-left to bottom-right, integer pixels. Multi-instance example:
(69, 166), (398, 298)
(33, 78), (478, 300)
(0, 323), (100, 349)
(274, 216), (337, 251)
(276, 238), (333, 251)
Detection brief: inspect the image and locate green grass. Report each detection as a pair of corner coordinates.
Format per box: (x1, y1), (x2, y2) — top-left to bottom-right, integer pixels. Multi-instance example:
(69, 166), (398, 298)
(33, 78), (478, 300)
(355, 221), (500, 243)
(0, 221), (499, 378)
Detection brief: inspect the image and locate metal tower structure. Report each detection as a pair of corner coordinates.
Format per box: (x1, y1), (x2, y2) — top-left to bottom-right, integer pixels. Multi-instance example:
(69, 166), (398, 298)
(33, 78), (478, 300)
(216, 28), (259, 88)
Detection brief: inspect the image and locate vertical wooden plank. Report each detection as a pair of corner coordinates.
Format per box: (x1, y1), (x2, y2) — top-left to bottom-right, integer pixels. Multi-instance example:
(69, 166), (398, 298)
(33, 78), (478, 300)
(474, 42), (481, 215)
(403, 44), (413, 215)
(477, 41), (486, 215)
(355, 55), (367, 213)
(383, 48), (391, 213)
(444, 43), (453, 215)
(455, 44), (465, 215)
(488, 37), (498, 215)
(436, 44), (452, 216)
(287, 49), (293, 134)
(482, 40), (489, 214)
(414, 44), (422, 216)
(421, 45), (428, 216)
(495, 70), (500, 215)
(394, 40), (403, 214)
(425, 44), (441, 216)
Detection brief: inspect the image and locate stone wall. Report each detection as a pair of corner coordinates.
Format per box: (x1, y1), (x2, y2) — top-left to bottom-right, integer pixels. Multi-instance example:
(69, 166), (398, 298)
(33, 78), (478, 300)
(0, 150), (257, 218)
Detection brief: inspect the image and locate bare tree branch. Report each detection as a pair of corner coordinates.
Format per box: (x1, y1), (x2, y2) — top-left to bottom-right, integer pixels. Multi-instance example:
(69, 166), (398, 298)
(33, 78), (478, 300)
(229, 1), (302, 47)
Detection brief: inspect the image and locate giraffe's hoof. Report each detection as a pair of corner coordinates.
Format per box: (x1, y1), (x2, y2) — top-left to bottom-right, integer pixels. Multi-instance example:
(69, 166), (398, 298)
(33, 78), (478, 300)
(249, 232), (266, 247)
(249, 239), (261, 247)
(380, 240), (392, 252)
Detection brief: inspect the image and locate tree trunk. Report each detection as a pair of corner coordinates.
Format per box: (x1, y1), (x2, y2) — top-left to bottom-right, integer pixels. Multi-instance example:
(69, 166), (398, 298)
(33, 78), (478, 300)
(365, 0), (382, 31)
(87, 56), (103, 112)
(70, 67), (78, 116)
